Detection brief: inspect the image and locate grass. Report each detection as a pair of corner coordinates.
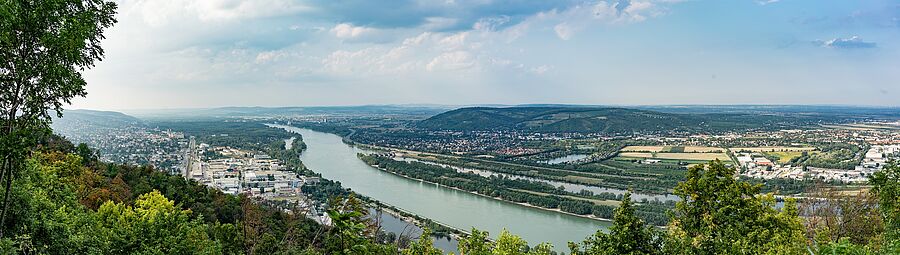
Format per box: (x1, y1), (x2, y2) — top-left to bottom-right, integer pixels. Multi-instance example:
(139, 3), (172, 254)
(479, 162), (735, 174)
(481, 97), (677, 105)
(562, 175), (607, 186)
(763, 151), (811, 164)
(513, 189), (620, 207)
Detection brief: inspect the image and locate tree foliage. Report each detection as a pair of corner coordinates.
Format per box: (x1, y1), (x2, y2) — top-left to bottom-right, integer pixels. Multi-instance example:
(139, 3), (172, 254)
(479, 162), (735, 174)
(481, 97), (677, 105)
(665, 160), (806, 255)
(569, 192), (661, 255)
(870, 162), (900, 253)
(0, 0), (117, 238)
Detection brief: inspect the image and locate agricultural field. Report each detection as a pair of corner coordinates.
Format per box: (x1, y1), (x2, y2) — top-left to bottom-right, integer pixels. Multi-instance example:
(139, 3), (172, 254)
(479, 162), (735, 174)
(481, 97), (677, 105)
(619, 152), (654, 158)
(683, 146), (723, 153)
(729, 147), (817, 152)
(617, 151), (731, 163)
(621, 146), (667, 152)
(655, 152), (731, 161)
(621, 145), (723, 153)
(822, 123), (900, 131)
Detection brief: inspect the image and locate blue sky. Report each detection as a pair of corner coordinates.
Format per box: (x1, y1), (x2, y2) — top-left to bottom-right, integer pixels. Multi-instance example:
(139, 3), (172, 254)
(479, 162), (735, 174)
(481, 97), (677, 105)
(75, 0), (900, 109)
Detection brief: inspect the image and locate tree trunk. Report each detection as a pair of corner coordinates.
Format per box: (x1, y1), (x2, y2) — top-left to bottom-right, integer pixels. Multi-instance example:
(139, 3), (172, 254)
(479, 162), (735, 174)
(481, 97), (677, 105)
(0, 157), (9, 239)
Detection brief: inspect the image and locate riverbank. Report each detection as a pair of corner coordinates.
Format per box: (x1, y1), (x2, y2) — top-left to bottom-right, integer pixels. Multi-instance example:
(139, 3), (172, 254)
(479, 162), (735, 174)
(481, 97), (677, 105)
(270, 124), (468, 243)
(374, 202), (473, 241)
(350, 139), (674, 198)
(365, 160), (616, 223)
(274, 124), (613, 252)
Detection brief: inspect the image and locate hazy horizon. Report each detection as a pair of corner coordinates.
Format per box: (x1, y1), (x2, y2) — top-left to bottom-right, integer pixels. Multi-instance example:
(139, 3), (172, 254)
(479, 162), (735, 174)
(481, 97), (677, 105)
(67, 103), (900, 114)
(72, 0), (900, 110)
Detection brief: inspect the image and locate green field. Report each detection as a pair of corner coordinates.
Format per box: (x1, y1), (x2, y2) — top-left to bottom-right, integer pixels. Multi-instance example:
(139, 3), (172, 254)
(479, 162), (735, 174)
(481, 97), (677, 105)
(763, 151), (810, 164)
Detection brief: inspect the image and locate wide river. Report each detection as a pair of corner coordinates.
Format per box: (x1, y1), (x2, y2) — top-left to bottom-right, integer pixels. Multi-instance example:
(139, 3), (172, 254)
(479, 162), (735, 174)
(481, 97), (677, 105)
(275, 125), (611, 252)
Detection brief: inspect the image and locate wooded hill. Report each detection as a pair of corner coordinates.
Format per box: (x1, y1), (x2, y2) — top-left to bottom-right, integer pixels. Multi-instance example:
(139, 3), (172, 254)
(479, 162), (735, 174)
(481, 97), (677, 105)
(418, 106), (844, 133)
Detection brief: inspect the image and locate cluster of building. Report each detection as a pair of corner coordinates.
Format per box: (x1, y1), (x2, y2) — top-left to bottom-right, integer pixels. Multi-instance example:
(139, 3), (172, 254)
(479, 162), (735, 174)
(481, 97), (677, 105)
(738, 144), (899, 183)
(55, 122), (188, 173)
(858, 144), (900, 171)
(186, 144), (319, 198)
(184, 143), (329, 224)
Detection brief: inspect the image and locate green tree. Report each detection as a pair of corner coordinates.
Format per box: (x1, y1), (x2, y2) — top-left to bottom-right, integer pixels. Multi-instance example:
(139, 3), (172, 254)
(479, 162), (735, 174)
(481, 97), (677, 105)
(492, 229), (552, 255)
(665, 160), (806, 255)
(4, 151), (96, 254)
(0, 0), (117, 238)
(402, 227), (443, 255)
(870, 162), (900, 253)
(93, 190), (221, 254)
(458, 228), (491, 255)
(323, 195), (396, 254)
(570, 192), (661, 255)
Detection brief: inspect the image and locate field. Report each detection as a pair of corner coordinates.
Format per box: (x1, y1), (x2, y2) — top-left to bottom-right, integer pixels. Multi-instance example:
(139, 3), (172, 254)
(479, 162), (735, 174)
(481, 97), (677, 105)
(683, 146), (724, 153)
(619, 152), (654, 158)
(621, 146), (667, 152)
(762, 151), (809, 164)
(729, 147), (816, 152)
(617, 152), (731, 162)
(822, 123), (900, 131)
(622, 145), (722, 153)
(655, 152), (730, 161)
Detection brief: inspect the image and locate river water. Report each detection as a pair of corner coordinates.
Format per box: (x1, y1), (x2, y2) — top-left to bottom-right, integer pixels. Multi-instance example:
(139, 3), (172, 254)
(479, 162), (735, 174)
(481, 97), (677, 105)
(274, 125), (611, 252)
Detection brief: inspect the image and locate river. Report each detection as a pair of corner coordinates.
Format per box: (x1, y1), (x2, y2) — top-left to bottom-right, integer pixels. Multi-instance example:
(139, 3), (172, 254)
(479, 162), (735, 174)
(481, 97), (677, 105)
(274, 125), (611, 252)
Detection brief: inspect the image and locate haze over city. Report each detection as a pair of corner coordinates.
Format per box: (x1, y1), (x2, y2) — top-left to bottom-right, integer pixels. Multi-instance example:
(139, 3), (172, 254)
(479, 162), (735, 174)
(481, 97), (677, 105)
(74, 0), (900, 110)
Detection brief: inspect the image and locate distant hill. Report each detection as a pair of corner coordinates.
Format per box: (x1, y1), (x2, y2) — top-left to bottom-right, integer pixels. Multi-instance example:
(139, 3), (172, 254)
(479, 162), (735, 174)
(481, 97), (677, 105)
(52, 109), (144, 128)
(633, 105), (900, 118)
(50, 109), (145, 141)
(124, 105), (453, 120)
(417, 106), (842, 133)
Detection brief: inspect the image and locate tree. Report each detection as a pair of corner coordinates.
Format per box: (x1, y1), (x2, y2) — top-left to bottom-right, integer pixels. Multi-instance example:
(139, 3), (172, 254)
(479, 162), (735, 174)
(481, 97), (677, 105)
(458, 228), (491, 255)
(322, 194), (396, 254)
(665, 160), (806, 255)
(402, 227), (443, 255)
(94, 190), (221, 254)
(570, 192), (661, 255)
(801, 184), (883, 247)
(0, 0), (117, 238)
(870, 162), (900, 252)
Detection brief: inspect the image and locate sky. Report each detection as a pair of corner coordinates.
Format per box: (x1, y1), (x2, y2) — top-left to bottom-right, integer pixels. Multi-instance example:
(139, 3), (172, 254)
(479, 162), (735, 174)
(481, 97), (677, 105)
(72, 0), (900, 110)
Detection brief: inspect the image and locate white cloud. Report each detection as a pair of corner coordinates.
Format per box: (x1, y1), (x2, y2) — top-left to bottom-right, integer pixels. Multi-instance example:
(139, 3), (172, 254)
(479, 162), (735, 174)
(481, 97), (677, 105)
(422, 17), (460, 31)
(818, 36), (877, 49)
(530, 65), (552, 75)
(554, 23), (574, 40)
(131, 0), (310, 27)
(255, 50), (286, 64)
(426, 51), (476, 71)
(473, 16), (511, 31)
(331, 23), (377, 39)
(521, 1), (664, 40)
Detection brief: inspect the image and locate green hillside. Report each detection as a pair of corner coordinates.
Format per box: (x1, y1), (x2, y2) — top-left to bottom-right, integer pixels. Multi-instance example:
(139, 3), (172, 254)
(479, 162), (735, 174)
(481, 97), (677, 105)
(418, 107), (820, 133)
(51, 109), (145, 130)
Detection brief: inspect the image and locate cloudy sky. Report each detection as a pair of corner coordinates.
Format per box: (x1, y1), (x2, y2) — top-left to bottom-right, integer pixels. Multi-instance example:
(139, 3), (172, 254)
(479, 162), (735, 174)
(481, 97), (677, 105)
(73, 0), (900, 110)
